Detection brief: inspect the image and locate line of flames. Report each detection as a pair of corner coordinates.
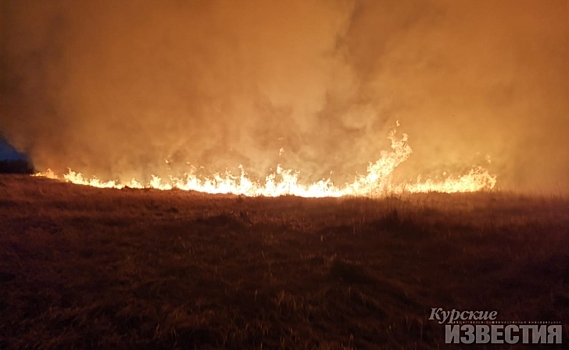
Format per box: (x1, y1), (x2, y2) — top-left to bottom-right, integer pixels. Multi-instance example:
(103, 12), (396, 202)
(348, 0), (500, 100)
(35, 130), (497, 197)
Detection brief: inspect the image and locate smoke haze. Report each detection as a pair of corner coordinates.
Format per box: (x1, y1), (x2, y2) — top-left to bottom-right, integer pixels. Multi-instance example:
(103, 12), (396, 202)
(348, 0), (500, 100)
(1, 0), (568, 193)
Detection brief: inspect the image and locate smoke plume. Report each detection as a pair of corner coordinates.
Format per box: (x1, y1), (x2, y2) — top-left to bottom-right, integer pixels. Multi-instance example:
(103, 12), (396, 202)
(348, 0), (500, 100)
(1, 0), (568, 193)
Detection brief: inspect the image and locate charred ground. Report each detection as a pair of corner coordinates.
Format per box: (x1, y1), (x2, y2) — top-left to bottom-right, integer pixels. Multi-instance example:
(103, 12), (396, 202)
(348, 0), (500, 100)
(0, 175), (568, 349)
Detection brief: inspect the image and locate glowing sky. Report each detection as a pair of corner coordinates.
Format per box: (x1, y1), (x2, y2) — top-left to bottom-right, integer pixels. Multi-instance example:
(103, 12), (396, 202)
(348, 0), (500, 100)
(1, 0), (568, 193)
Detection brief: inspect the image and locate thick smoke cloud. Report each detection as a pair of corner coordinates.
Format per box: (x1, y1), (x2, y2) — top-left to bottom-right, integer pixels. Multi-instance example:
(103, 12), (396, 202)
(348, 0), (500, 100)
(1, 0), (568, 193)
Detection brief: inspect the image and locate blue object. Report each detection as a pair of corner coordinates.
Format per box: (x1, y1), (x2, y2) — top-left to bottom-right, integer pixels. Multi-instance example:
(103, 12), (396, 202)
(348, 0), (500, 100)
(0, 138), (26, 161)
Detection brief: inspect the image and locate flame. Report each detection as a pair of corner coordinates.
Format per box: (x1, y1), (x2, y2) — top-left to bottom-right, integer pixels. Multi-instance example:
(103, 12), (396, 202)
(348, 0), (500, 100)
(35, 129), (497, 197)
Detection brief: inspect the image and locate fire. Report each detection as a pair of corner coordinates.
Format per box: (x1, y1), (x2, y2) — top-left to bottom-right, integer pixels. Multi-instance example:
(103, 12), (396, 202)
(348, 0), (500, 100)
(35, 129), (496, 197)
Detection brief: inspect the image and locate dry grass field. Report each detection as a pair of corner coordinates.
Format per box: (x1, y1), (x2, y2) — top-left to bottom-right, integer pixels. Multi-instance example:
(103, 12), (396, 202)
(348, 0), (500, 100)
(0, 174), (568, 349)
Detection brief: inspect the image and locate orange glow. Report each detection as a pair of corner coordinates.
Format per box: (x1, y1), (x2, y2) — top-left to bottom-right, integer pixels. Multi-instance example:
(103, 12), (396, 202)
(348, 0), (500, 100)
(35, 129), (496, 197)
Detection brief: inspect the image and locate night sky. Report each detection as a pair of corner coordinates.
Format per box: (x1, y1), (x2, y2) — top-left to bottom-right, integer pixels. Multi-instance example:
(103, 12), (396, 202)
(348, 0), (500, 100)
(1, 0), (568, 193)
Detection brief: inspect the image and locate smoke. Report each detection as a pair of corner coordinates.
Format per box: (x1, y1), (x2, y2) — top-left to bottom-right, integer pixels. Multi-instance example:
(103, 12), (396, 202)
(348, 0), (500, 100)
(1, 0), (568, 193)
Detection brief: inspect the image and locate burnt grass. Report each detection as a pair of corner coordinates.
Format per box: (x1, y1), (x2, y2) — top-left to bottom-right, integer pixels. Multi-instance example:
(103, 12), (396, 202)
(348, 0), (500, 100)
(0, 175), (568, 349)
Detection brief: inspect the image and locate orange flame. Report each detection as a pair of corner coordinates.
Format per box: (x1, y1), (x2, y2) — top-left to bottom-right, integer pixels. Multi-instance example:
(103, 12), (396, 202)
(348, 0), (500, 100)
(35, 129), (496, 197)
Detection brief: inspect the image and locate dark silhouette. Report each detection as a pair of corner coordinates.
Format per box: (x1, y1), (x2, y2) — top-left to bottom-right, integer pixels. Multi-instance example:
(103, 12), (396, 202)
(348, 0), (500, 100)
(0, 159), (34, 174)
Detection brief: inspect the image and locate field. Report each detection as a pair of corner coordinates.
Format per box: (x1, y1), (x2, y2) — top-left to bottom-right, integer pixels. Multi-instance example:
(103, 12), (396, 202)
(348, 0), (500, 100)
(0, 174), (568, 349)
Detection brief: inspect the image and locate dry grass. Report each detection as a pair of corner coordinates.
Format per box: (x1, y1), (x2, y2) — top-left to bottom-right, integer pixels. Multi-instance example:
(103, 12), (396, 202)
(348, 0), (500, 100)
(0, 174), (568, 349)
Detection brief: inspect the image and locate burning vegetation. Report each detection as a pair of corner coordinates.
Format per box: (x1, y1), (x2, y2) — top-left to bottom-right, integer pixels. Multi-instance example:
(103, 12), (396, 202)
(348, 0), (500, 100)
(0, 1), (568, 349)
(37, 128), (496, 197)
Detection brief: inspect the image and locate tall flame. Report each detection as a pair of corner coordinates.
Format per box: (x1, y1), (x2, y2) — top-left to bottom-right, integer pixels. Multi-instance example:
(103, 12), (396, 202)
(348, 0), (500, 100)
(35, 129), (496, 197)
